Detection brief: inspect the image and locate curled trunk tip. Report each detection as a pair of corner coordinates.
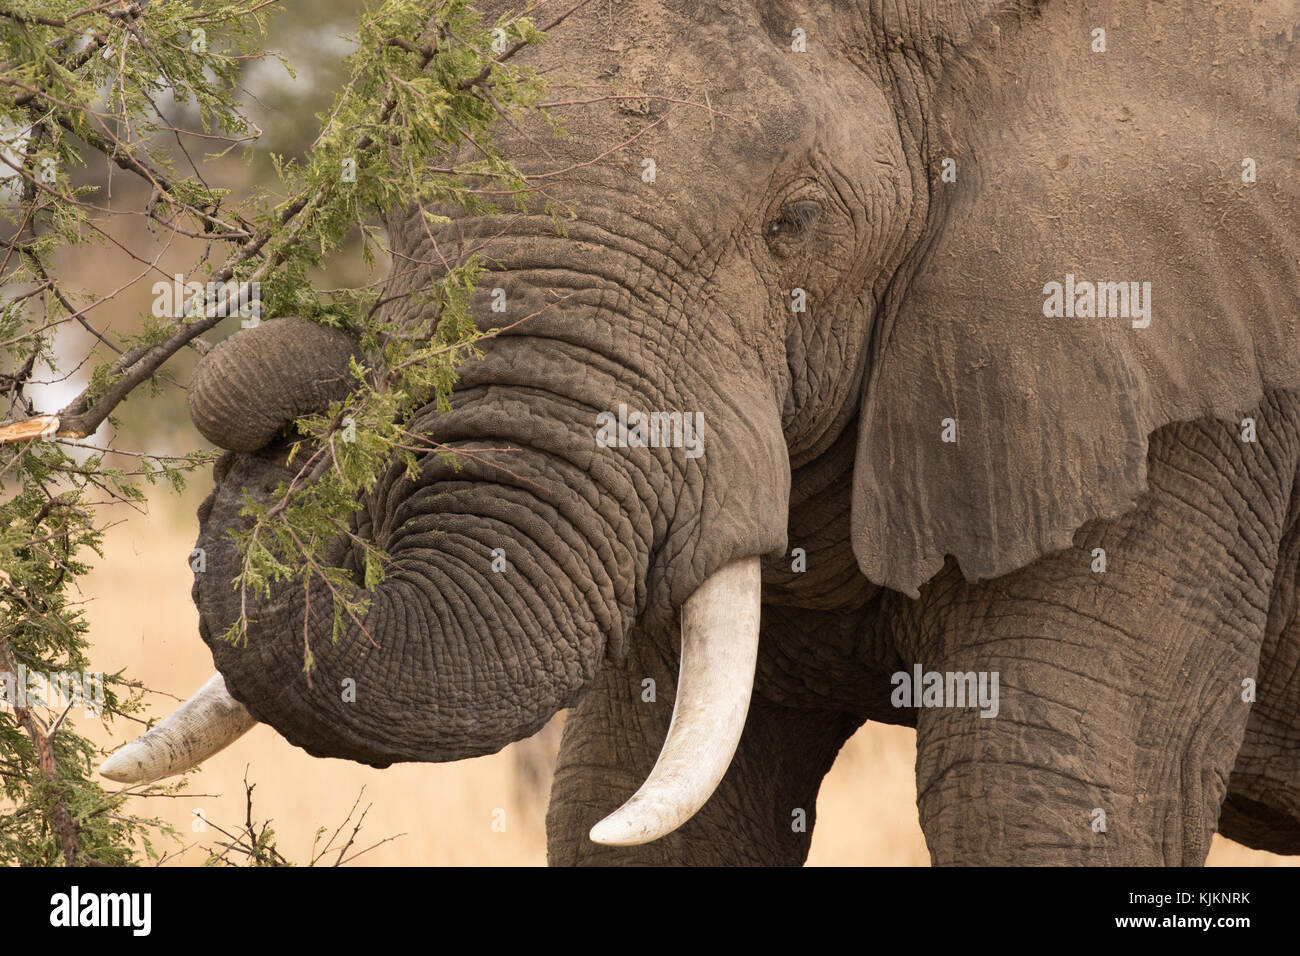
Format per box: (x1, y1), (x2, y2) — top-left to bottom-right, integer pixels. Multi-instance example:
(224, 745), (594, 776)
(188, 317), (358, 452)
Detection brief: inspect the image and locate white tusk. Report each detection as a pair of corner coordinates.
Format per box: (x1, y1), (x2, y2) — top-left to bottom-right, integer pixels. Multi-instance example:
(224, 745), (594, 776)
(589, 556), (761, 846)
(99, 673), (256, 784)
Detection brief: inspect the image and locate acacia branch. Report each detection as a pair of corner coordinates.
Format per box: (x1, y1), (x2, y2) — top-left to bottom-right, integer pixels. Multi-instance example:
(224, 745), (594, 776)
(1, 0), (599, 448)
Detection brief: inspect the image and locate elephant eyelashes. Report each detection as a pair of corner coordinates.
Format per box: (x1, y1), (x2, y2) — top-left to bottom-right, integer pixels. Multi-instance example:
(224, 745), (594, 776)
(764, 200), (823, 244)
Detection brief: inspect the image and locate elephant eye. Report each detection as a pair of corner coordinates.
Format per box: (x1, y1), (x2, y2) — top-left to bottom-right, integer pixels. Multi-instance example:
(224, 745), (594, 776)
(764, 200), (823, 243)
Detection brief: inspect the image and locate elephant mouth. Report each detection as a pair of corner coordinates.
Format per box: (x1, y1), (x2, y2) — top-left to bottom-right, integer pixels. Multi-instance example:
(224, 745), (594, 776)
(100, 554), (765, 846)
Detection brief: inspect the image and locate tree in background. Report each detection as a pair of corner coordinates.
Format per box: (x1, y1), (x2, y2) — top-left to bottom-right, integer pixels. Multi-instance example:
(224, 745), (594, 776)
(0, 0), (575, 865)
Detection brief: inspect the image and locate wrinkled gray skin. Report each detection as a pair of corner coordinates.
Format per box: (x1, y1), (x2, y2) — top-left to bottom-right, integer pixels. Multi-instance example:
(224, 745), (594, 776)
(188, 0), (1300, 864)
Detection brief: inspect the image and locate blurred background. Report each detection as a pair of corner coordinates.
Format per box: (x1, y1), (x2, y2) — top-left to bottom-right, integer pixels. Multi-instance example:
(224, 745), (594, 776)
(20, 0), (1297, 865)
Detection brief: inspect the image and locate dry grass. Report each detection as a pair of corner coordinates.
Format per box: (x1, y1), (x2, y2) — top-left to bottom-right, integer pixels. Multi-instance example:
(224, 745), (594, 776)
(75, 496), (1294, 866)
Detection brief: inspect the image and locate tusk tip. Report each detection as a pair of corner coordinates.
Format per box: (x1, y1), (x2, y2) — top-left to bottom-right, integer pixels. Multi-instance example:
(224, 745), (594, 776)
(588, 813), (656, 847)
(98, 672), (256, 785)
(98, 745), (150, 784)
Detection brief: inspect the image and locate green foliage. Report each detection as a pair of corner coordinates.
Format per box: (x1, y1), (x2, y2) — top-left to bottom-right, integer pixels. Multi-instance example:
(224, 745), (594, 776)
(0, 445), (183, 865)
(221, 0), (558, 648)
(0, 0), (557, 864)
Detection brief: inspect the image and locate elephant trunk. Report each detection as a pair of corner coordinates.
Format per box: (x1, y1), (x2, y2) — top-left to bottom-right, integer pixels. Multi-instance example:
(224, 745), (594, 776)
(188, 390), (638, 767)
(102, 211), (791, 841)
(120, 293), (788, 774)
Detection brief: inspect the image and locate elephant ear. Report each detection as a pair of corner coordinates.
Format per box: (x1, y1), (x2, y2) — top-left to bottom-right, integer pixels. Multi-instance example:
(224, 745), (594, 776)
(851, 6), (1300, 597)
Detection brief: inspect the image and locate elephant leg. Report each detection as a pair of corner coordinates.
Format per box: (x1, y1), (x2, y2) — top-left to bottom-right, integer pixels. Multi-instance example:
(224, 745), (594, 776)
(1220, 470), (1300, 853)
(895, 402), (1300, 865)
(546, 627), (863, 865)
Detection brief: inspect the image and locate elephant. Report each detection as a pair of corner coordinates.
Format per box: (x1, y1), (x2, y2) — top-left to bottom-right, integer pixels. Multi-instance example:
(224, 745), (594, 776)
(97, 0), (1300, 865)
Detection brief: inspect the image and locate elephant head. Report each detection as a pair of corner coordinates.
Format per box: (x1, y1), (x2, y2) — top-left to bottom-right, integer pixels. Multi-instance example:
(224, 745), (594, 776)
(101, 0), (1300, 852)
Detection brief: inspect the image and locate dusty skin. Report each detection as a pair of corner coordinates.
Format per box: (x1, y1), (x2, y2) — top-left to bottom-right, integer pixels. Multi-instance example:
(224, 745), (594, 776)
(97, 0), (1300, 864)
